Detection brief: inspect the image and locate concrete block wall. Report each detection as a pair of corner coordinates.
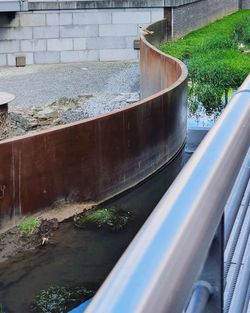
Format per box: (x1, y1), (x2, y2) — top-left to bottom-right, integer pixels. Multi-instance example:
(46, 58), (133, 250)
(172, 0), (240, 39)
(242, 0), (250, 8)
(0, 8), (164, 66)
(0, 0), (247, 66)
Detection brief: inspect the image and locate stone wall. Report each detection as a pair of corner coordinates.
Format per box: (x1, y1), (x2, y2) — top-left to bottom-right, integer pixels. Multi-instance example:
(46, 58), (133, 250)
(0, 8), (164, 66)
(242, 0), (250, 8)
(0, 0), (248, 66)
(172, 0), (240, 39)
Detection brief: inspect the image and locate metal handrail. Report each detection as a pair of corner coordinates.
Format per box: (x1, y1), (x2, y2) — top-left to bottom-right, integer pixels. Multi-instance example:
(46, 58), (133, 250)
(85, 75), (250, 313)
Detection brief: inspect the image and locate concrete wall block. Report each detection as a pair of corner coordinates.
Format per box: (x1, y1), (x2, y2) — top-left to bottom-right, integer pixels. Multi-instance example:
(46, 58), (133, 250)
(125, 36), (139, 48)
(0, 27), (32, 40)
(33, 26), (59, 39)
(172, 0), (239, 39)
(7, 52), (34, 66)
(60, 25), (98, 38)
(59, 13), (73, 25)
(112, 11), (151, 24)
(46, 13), (60, 26)
(151, 9), (164, 23)
(34, 51), (60, 64)
(60, 50), (99, 62)
(0, 40), (19, 53)
(86, 36), (126, 49)
(99, 24), (137, 37)
(100, 48), (138, 61)
(46, 13), (72, 26)
(73, 12), (111, 25)
(0, 14), (20, 27)
(73, 38), (86, 50)
(0, 54), (7, 66)
(47, 38), (73, 51)
(20, 13), (46, 27)
(21, 39), (46, 52)
(242, 0), (250, 8)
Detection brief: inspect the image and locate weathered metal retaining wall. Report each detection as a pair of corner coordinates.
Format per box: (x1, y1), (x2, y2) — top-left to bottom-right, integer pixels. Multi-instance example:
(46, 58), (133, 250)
(0, 19), (188, 227)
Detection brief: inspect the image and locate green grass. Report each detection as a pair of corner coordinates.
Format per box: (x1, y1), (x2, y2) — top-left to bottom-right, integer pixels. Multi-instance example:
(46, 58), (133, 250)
(17, 217), (41, 236)
(73, 208), (130, 231)
(160, 10), (250, 115)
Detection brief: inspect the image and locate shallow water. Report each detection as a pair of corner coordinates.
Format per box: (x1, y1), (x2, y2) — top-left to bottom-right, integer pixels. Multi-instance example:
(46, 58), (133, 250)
(0, 148), (191, 313)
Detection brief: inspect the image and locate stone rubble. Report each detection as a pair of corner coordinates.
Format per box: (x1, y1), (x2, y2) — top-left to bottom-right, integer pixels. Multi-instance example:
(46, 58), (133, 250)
(1, 92), (140, 140)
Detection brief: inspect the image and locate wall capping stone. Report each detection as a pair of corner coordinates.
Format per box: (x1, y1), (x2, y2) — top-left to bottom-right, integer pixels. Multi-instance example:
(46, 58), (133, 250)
(28, 0), (202, 11)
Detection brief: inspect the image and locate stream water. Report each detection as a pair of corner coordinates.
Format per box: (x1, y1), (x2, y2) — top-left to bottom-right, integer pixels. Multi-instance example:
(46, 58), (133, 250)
(0, 148), (192, 313)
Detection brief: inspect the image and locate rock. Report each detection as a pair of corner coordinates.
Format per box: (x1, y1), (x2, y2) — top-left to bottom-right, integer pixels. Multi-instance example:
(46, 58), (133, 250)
(1, 92), (140, 141)
(126, 92), (140, 103)
(35, 108), (56, 120)
(9, 112), (30, 130)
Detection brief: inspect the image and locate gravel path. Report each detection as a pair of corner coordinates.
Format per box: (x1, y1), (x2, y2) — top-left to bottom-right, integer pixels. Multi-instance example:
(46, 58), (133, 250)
(0, 61), (140, 109)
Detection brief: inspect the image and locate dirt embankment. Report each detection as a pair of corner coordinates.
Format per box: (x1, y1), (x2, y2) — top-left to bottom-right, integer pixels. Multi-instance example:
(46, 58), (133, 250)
(0, 219), (58, 262)
(0, 202), (95, 263)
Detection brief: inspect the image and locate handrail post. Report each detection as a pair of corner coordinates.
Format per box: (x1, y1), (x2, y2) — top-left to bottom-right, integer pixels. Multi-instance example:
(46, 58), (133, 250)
(185, 217), (223, 313)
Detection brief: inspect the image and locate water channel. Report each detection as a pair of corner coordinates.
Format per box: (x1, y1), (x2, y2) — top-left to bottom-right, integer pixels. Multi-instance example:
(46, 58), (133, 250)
(0, 138), (199, 312)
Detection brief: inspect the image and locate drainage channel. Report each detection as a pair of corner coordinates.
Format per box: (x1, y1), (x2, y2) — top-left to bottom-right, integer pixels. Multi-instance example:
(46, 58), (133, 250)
(0, 129), (206, 313)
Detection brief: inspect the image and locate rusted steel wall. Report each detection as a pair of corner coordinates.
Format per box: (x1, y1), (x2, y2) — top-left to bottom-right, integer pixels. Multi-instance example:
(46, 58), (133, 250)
(0, 19), (188, 226)
(140, 20), (186, 98)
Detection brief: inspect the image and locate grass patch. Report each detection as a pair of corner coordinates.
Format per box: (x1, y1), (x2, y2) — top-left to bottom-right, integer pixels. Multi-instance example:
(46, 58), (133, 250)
(33, 285), (94, 313)
(160, 10), (250, 115)
(17, 217), (41, 236)
(73, 208), (130, 231)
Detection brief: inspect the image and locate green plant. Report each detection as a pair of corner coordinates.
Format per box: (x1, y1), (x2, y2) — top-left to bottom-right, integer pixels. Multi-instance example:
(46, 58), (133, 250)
(232, 17), (250, 44)
(17, 217), (41, 236)
(73, 208), (130, 231)
(160, 10), (250, 115)
(34, 285), (93, 313)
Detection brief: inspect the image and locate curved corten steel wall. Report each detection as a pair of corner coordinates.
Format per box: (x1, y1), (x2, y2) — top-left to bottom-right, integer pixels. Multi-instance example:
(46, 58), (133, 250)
(0, 19), (188, 226)
(140, 20), (186, 98)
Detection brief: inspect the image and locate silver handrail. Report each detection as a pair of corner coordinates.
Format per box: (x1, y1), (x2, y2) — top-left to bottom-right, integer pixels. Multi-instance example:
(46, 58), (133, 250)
(85, 75), (250, 313)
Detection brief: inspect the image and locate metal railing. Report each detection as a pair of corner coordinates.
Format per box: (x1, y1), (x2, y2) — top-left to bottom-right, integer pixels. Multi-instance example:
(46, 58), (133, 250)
(84, 75), (250, 313)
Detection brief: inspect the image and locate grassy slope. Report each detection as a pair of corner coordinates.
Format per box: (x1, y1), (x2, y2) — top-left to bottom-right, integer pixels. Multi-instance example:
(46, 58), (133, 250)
(160, 11), (250, 114)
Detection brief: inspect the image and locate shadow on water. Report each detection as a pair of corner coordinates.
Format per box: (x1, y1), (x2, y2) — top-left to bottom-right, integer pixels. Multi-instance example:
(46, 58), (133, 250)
(0, 148), (192, 313)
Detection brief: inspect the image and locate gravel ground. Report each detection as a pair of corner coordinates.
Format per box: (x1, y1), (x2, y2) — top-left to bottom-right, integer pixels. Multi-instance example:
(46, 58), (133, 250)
(0, 61), (140, 138)
(0, 61), (140, 109)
